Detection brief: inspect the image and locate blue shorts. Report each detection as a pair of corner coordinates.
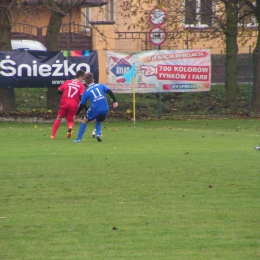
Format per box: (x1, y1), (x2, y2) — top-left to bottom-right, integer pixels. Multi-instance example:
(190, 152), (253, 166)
(86, 108), (108, 122)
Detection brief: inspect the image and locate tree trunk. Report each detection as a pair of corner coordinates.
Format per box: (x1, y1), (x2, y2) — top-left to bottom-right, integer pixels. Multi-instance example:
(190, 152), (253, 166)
(46, 10), (66, 112)
(0, 0), (16, 111)
(252, 48), (260, 112)
(224, 0), (238, 110)
(251, 10), (260, 112)
(0, 89), (16, 111)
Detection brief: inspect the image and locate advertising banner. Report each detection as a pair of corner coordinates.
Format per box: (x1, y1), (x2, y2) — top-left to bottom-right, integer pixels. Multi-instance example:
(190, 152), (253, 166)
(106, 49), (211, 93)
(0, 50), (98, 88)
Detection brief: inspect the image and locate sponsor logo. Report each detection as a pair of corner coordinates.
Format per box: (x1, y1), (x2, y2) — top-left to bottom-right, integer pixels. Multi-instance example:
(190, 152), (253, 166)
(0, 55), (90, 77)
(110, 58), (132, 77)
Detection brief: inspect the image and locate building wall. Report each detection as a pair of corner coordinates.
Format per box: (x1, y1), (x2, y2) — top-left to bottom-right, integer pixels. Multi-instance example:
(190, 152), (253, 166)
(16, 6), (83, 31)
(12, 1), (258, 83)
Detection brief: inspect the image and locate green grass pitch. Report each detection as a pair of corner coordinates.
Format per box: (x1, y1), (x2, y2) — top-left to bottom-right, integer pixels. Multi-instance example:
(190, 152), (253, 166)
(0, 119), (260, 260)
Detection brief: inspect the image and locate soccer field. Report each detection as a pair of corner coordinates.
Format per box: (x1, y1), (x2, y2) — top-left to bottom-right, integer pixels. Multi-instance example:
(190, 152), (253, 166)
(0, 119), (260, 260)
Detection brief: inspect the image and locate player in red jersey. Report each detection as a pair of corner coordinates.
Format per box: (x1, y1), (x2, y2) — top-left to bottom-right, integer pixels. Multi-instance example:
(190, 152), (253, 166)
(50, 69), (86, 139)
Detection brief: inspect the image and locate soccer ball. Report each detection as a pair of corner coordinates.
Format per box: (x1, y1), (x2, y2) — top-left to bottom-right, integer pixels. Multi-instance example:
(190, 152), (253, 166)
(92, 129), (96, 138)
(92, 129), (102, 138)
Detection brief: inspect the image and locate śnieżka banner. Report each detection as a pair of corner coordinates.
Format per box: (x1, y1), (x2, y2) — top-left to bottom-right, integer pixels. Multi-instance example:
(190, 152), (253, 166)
(0, 50), (98, 88)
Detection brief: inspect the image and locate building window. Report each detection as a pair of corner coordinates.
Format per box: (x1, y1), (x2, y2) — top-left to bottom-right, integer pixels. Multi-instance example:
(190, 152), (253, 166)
(238, 4), (257, 28)
(105, 0), (115, 22)
(185, 0), (213, 27)
(85, 0), (115, 25)
(83, 7), (91, 26)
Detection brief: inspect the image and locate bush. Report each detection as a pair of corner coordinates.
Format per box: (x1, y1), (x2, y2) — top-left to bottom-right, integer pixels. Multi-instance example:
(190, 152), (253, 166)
(11, 84), (251, 119)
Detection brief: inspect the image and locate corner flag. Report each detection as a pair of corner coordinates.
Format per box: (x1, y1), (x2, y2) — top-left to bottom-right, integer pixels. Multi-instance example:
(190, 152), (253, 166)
(122, 64), (136, 84)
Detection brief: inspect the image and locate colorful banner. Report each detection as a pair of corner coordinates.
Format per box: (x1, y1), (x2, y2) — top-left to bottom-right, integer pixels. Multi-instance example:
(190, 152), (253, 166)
(106, 49), (211, 93)
(0, 50), (98, 88)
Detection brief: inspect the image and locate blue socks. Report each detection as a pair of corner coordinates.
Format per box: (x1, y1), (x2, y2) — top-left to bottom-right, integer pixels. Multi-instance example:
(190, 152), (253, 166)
(77, 123), (87, 140)
(76, 122), (101, 141)
(95, 122), (102, 136)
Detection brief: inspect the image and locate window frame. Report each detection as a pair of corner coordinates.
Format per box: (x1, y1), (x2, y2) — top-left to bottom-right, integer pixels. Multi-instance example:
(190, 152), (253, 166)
(184, 0), (213, 28)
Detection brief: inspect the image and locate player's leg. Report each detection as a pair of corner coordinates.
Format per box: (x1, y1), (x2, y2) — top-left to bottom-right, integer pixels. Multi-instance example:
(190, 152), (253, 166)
(95, 121), (102, 142)
(51, 117), (61, 139)
(51, 108), (66, 139)
(73, 108), (96, 142)
(95, 110), (108, 142)
(73, 116), (88, 142)
(67, 127), (72, 138)
(66, 109), (77, 138)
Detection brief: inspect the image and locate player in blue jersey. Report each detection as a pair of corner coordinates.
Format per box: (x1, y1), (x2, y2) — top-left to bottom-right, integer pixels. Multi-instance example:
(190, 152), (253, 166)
(73, 72), (118, 142)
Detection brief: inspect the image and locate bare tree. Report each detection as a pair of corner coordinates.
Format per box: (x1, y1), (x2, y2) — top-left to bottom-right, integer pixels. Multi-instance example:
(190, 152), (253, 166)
(222, 0), (239, 109)
(0, 1), (17, 111)
(0, 0), (39, 111)
(243, 0), (260, 112)
(37, 0), (86, 112)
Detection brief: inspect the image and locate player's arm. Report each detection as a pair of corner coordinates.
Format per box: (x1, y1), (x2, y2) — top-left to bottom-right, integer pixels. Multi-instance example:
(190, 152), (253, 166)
(106, 89), (117, 102)
(75, 91), (88, 116)
(58, 81), (67, 94)
(78, 94), (88, 111)
(106, 89), (118, 108)
(75, 104), (85, 116)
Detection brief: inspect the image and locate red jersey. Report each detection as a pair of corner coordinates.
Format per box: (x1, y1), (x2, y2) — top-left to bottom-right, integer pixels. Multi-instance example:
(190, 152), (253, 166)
(58, 79), (85, 108)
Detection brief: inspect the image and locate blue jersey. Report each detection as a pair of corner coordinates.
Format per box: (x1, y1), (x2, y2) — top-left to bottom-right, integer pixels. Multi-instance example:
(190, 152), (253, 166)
(80, 83), (109, 111)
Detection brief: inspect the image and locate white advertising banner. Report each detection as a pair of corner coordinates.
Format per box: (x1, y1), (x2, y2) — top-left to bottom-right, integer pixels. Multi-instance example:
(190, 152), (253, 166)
(106, 49), (211, 93)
